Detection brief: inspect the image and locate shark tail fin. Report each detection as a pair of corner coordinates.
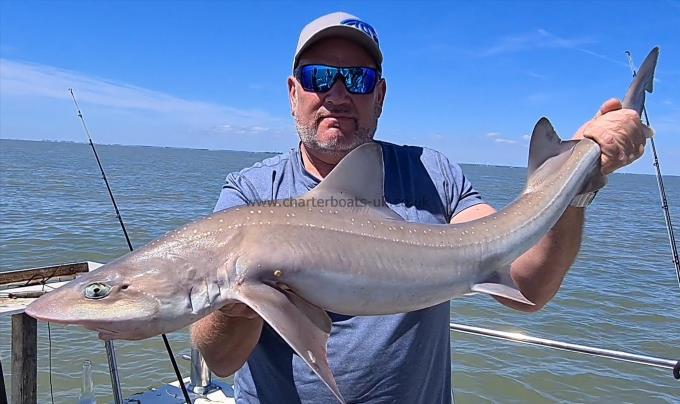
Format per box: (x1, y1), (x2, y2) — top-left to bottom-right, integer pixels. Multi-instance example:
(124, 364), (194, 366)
(622, 47), (659, 115)
(472, 266), (534, 305)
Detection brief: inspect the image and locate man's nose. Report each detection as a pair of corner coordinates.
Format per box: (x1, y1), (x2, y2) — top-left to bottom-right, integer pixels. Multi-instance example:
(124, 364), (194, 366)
(323, 75), (351, 106)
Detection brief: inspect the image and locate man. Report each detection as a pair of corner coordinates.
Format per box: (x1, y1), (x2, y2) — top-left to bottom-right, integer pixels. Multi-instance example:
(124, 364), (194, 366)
(192, 11), (647, 403)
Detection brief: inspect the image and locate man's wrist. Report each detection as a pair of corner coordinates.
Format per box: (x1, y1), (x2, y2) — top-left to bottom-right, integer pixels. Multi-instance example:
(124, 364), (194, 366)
(569, 191), (598, 208)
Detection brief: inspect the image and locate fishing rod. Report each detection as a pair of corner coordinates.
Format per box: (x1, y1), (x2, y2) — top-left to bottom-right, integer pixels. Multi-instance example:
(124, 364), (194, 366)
(68, 89), (193, 404)
(624, 50), (680, 288)
(450, 323), (680, 379)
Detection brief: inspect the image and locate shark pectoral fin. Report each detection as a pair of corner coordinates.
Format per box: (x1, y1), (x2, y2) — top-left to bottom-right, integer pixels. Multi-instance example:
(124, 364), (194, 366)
(472, 267), (534, 305)
(277, 284), (332, 333)
(237, 283), (344, 403)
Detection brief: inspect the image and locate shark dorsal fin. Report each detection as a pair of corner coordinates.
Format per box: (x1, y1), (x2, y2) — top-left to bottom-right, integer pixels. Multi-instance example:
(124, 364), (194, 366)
(527, 118), (579, 178)
(303, 142), (403, 221)
(527, 117), (606, 193)
(306, 142), (386, 208)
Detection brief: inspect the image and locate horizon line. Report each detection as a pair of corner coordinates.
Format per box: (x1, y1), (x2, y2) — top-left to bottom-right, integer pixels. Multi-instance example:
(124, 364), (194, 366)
(2, 137), (675, 178)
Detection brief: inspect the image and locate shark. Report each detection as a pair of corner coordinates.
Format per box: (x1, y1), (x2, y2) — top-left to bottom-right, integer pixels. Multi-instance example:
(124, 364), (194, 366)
(25, 47), (659, 403)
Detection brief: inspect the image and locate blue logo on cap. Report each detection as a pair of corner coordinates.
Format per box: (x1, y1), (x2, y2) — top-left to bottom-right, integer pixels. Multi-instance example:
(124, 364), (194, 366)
(341, 19), (379, 45)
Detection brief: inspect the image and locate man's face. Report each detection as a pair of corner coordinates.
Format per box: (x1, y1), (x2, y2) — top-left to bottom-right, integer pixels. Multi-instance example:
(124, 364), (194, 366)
(288, 37), (387, 159)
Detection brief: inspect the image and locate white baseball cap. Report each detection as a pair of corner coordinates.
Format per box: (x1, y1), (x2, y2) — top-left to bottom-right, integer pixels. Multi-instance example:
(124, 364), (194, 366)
(293, 11), (382, 71)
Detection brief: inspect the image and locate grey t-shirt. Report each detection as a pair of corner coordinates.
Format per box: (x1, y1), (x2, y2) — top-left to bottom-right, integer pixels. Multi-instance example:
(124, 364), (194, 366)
(214, 141), (484, 403)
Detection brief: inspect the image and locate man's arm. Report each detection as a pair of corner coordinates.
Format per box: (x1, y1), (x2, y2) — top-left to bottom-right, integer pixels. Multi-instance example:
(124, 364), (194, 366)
(191, 303), (263, 377)
(451, 99), (647, 312)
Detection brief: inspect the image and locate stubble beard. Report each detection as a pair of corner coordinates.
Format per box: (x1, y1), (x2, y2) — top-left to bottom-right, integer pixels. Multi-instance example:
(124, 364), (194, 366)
(295, 108), (379, 158)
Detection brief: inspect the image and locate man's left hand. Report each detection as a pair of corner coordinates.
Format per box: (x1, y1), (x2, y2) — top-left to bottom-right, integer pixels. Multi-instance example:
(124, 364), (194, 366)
(573, 98), (650, 175)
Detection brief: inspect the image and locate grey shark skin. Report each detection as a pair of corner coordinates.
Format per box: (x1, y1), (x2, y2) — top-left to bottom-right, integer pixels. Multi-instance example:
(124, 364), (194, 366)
(25, 48), (658, 402)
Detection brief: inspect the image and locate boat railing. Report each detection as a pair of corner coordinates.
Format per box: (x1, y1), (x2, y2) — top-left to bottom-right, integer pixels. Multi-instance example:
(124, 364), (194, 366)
(448, 322), (679, 378)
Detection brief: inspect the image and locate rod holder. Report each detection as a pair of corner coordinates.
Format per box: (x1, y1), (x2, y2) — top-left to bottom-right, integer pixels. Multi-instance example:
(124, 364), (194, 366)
(188, 348), (215, 395)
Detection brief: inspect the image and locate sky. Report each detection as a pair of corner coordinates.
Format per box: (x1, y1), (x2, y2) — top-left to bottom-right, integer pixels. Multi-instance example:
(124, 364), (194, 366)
(1, 0), (679, 175)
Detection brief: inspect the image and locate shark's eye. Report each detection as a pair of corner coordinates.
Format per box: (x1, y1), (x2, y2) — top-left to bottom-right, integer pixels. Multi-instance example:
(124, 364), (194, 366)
(84, 283), (111, 299)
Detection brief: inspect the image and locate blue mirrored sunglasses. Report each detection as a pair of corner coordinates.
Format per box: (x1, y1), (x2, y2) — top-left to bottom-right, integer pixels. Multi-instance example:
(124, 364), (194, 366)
(294, 64), (381, 95)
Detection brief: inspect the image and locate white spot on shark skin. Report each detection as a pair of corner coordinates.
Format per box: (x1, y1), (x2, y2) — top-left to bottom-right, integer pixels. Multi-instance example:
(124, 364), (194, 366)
(307, 350), (316, 364)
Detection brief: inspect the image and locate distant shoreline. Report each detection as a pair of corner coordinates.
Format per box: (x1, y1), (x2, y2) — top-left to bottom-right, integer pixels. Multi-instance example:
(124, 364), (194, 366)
(0, 137), (282, 155)
(1, 137), (676, 177)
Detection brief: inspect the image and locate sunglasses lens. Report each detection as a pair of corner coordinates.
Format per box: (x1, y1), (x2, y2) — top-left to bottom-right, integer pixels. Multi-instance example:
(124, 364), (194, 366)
(298, 65), (333, 92)
(297, 65), (379, 94)
(343, 67), (378, 94)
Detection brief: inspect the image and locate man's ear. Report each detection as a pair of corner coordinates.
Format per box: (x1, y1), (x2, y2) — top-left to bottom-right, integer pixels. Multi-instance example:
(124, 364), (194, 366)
(288, 76), (297, 116)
